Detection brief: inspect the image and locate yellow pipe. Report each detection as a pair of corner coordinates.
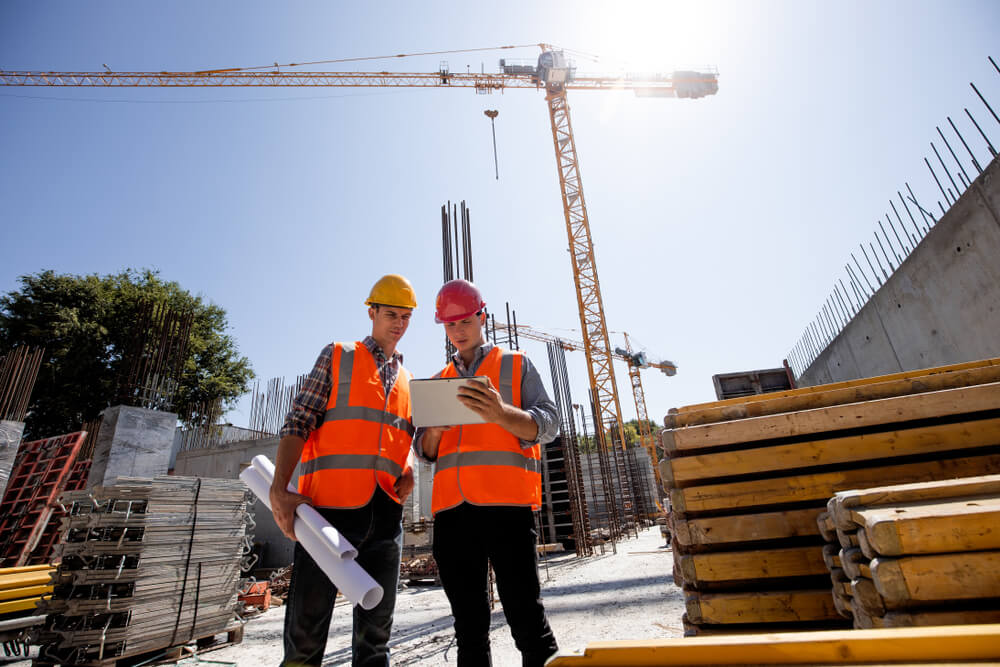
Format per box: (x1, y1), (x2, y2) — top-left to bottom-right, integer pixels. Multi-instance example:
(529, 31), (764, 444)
(547, 625), (1000, 665)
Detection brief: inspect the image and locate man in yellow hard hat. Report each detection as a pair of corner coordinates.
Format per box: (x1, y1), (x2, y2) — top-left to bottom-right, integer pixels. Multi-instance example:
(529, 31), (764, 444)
(271, 274), (418, 667)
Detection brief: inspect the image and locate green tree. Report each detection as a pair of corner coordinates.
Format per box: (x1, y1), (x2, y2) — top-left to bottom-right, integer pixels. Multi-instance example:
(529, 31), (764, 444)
(0, 269), (254, 439)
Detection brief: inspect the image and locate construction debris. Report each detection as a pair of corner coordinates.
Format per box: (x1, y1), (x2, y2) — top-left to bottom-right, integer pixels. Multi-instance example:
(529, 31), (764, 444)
(34, 476), (250, 665)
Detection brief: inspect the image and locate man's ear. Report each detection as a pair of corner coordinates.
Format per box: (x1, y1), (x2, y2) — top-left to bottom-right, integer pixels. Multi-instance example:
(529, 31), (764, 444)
(368, 306), (376, 322)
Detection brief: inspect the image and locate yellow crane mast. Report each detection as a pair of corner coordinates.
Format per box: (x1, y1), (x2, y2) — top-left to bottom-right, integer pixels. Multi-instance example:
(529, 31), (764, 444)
(494, 323), (676, 493)
(1, 46), (717, 520)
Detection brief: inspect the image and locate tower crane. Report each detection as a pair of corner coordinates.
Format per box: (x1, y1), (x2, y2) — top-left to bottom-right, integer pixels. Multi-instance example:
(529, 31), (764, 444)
(1, 45), (717, 520)
(493, 322), (676, 492)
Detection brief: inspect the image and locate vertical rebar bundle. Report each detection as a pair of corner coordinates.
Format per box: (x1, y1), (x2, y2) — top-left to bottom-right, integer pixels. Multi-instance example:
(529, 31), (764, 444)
(787, 64), (999, 379)
(0, 346), (44, 422)
(114, 300), (194, 412)
(546, 341), (593, 557)
(441, 200), (475, 362)
(248, 375), (306, 436)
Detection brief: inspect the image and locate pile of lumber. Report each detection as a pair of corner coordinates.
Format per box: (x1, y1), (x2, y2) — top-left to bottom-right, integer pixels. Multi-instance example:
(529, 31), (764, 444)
(822, 474), (1000, 628)
(660, 358), (1000, 636)
(35, 476), (249, 665)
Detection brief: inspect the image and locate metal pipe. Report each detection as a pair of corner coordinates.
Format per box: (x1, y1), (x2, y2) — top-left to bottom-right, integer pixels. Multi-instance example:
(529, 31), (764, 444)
(837, 279), (856, 315)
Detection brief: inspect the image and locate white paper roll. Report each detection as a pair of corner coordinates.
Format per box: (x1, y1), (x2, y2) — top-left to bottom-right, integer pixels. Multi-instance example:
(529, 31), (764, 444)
(238, 465), (384, 609)
(247, 454), (357, 560)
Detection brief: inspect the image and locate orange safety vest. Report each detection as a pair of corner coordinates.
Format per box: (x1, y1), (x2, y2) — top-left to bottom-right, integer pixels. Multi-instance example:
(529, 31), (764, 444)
(298, 341), (414, 508)
(431, 346), (541, 514)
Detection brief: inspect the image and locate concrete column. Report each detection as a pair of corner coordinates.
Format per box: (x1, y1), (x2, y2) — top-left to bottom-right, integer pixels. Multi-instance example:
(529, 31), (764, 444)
(0, 420), (25, 499)
(87, 405), (178, 487)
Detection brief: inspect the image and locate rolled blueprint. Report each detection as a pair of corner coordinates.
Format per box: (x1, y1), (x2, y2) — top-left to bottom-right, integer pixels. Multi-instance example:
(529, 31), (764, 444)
(239, 462), (384, 609)
(249, 454), (357, 559)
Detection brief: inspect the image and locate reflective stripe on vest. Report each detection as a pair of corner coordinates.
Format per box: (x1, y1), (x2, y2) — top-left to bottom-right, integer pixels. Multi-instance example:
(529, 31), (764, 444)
(302, 453), (404, 478)
(435, 450), (540, 474)
(322, 405), (415, 436)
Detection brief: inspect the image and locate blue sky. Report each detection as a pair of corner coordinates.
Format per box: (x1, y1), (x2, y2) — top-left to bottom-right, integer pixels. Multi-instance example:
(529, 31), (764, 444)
(2, 1), (999, 429)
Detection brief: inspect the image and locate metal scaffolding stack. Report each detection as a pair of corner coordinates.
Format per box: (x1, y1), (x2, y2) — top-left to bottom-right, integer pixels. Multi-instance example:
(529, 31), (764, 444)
(35, 476), (249, 665)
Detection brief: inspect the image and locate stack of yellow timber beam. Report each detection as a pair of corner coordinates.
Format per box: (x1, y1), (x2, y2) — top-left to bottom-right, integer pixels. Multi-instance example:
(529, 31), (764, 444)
(823, 474), (1000, 629)
(0, 564), (54, 617)
(660, 358), (1000, 636)
(546, 625), (1000, 666)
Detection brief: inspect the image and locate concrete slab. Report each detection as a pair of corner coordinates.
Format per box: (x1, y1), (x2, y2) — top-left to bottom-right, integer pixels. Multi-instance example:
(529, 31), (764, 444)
(0, 420), (25, 499)
(87, 405), (177, 487)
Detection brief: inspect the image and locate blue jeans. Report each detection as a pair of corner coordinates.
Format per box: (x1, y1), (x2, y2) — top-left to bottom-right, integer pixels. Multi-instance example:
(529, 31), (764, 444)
(282, 489), (403, 667)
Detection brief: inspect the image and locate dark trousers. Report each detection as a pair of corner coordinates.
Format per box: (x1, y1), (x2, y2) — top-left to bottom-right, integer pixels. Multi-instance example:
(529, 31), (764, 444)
(282, 489), (403, 667)
(433, 503), (558, 667)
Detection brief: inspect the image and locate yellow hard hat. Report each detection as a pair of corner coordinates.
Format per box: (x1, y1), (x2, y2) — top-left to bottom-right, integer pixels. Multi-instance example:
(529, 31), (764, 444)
(365, 274), (418, 309)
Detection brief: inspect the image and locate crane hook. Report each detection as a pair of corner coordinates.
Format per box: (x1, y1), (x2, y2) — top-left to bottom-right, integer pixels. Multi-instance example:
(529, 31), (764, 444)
(484, 110), (499, 180)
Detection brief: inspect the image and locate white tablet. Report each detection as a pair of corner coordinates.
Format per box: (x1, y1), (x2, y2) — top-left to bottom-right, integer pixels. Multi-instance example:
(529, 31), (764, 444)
(410, 376), (489, 427)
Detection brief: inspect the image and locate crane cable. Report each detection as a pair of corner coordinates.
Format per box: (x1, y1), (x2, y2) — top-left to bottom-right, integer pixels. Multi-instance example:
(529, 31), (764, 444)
(196, 44), (547, 74)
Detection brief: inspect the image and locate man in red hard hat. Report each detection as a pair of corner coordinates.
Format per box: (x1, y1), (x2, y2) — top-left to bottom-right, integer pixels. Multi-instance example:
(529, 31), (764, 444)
(271, 274), (418, 667)
(417, 278), (560, 667)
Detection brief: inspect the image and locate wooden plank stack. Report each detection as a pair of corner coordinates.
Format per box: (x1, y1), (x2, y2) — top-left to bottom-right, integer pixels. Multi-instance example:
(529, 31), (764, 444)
(35, 476), (250, 665)
(660, 358), (1000, 636)
(823, 474), (1000, 629)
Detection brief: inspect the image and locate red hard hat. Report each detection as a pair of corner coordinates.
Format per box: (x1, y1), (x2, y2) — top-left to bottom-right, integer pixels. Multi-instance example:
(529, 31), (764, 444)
(434, 279), (486, 324)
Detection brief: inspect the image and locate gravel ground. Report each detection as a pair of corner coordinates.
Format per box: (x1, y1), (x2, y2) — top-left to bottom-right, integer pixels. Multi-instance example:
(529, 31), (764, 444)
(2, 527), (683, 666)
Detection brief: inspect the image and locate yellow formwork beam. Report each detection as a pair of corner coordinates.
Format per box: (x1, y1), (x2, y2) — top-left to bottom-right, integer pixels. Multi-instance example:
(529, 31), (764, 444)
(0, 584), (53, 602)
(0, 596), (48, 615)
(546, 625), (1000, 666)
(0, 568), (54, 590)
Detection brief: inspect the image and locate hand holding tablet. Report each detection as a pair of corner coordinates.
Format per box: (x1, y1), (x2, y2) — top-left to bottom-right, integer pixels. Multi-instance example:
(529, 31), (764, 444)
(410, 376), (490, 427)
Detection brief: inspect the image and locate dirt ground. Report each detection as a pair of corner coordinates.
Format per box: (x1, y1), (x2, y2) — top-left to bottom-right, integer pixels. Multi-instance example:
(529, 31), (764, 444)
(2, 526), (683, 667)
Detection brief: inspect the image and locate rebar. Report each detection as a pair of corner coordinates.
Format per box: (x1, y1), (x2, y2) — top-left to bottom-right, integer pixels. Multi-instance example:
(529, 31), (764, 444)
(0, 346), (44, 422)
(546, 341), (592, 557)
(114, 301), (194, 412)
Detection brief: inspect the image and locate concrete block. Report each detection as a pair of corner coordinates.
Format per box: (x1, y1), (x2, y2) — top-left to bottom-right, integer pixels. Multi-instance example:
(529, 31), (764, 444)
(0, 420), (25, 499)
(87, 405), (178, 487)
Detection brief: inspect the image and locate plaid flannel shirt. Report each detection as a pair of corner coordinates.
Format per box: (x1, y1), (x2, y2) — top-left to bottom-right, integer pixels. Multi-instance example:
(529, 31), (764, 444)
(280, 336), (403, 440)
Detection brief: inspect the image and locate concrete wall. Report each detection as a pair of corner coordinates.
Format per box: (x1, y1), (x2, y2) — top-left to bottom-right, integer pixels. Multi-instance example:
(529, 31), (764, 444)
(799, 156), (1000, 386)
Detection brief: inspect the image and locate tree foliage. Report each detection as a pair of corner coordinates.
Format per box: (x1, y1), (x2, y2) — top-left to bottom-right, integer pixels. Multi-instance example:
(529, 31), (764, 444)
(0, 269), (254, 439)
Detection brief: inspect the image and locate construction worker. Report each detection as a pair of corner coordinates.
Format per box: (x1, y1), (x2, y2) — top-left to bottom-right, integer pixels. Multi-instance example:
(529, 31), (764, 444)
(270, 274), (418, 667)
(416, 279), (560, 667)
